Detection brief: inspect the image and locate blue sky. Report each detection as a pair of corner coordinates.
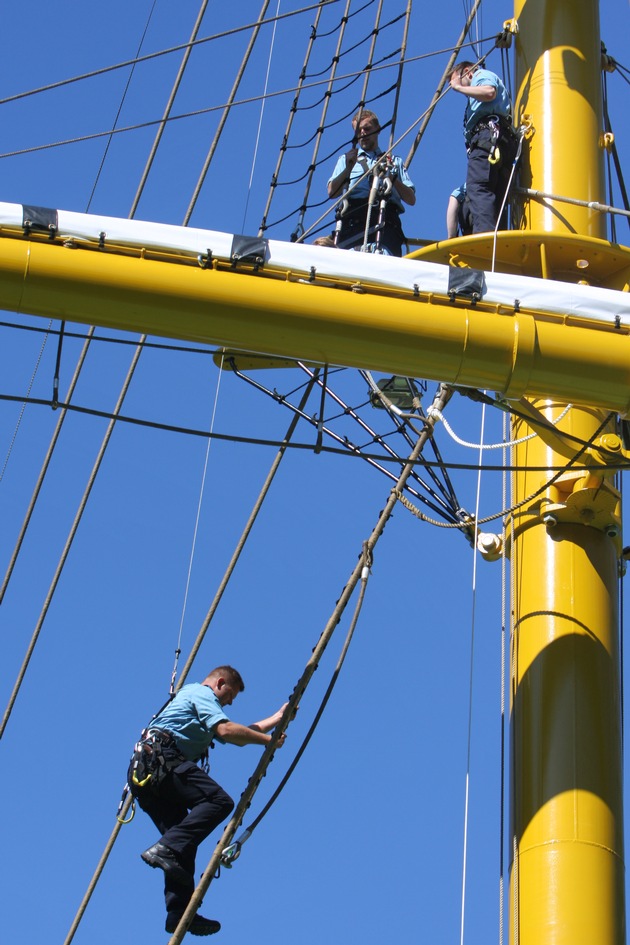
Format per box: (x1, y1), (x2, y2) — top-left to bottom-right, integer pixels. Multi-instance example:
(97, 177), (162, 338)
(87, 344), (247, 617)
(0, 2), (629, 943)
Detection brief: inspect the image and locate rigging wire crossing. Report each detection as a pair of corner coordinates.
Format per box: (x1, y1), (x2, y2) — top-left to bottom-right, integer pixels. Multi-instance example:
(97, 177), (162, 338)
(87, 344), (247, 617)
(164, 382), (454, 945)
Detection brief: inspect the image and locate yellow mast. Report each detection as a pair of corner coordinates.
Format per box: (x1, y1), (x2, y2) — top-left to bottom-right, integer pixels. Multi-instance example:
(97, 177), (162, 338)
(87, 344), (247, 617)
(0, 2), (625, 941)
(510, 1), (625, 942)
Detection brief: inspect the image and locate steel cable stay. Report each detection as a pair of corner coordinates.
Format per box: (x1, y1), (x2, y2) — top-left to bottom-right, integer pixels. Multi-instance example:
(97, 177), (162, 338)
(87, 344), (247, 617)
(132, 0), (212, 221)
(404, 0), (485, 166)
(281, 0), (354, 241)
(166, 382), (454, 945)
(220, 537), (372, 869)
(314, 0), (376, 41)
(0, 329), (96, 606)
(1, 390), (624, 476)
(394, 411), (617, 531)
(601, 64), (630, 238)
(360, 368), (463, 514)
(0, 0), (217, 724)
(271, 0), (410, 238)
(0, 0), (168, 605)
(228, 360), (466, 525)
(288, 363), (467, 521)
(258, 1), (328, 236)
(386, 0), (412, 153)
(0, 37), (501, 164)
(184, 0), (272, 226)
(280, 48), (401, 136)
(0, 318), (53, 487)
(0, 339), (148, 741)
(170, 355), (226, 693)
(0, 1), (340, 108)
(459, 398), (488, 945)
(62, 374), (321, 945)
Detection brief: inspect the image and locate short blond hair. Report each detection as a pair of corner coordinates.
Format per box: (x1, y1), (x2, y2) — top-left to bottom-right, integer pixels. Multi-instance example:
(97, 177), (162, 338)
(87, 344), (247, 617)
(352, 108), (380, 130)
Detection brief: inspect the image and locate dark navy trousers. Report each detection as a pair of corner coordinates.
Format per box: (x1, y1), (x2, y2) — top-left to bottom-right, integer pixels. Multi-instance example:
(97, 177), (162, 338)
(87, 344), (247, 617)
(136, 761), (234, 919)
(466, 125), (517, 234)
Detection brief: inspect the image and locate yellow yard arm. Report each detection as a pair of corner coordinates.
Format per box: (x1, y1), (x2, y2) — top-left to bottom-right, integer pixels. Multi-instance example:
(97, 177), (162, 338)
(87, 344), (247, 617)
(0, 233), (629, 413)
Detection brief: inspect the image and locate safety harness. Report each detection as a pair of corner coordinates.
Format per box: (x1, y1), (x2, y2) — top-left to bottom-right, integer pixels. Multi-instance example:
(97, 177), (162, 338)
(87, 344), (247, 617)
(466, 113), (518, 165)
(127, 728), (186, 792)
(334, 152), (406, 255)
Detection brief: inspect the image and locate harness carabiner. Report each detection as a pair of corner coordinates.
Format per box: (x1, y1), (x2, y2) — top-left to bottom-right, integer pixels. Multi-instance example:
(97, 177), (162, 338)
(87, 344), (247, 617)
(116, 783), (136, 825)
(488, 145), (501, 165)
(220, 829), (252, 869)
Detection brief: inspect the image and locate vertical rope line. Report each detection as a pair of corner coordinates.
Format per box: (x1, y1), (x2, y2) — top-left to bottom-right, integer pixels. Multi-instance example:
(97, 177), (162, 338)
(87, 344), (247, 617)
(173, 354), (225, 680)
(289, 0), (354, 239)
(0, 329), (96, 605)
(0, 319), (52, 485)
(130, 0), (211, 219)
(404, 0), (483, 167)
(387, 0), (413, 152)
(62, 373), (321, 945)
(168, 385), (455, 945)
(0, 2), (213, 614)
(258, 2), (326, 236)
(459, 399), (486, 945)
(357, 0), (385, 113)
(0, 34), (206, 716)
(183, 0), (272, 226)
(0, 341), (146, 740)
(617, 461), (624, 750)
(509, 414), (519, 945)
(87, 0), (159, 213)
(498, 408), (508, 945)
(353, 0), (387, 255)
(242, 0), (282, 231)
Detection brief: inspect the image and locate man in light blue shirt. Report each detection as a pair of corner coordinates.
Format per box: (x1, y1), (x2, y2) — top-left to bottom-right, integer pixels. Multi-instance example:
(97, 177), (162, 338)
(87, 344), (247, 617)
(449, 62), (518, 233)
(129, 665), (287, 936)
(327, 109), (415, 255)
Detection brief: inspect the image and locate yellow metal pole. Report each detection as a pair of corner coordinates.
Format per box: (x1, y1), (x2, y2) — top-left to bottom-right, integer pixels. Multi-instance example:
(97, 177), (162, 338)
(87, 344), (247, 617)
(510, 2), (625, 943)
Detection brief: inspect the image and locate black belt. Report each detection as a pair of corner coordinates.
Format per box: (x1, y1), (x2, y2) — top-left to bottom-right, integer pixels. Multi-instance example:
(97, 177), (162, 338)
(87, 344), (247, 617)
(147, 727), (178, 746)
(344, 199), (401, 215)
(467, 115), (512, 141)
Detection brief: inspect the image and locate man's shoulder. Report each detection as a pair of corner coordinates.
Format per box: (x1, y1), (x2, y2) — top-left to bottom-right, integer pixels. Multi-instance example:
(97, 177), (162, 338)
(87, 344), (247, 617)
(473, 68), (500, 87)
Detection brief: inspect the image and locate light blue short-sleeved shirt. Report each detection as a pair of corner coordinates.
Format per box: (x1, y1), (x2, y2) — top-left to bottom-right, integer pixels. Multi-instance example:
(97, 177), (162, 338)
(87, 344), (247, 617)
(463, 69), (511, 139)
(150, 683), (230, 761)
(328, 148), (414, 212)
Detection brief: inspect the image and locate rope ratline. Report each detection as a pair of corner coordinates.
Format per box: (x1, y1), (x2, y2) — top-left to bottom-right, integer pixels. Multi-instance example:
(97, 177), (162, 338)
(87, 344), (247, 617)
(165, 382), (454, 944)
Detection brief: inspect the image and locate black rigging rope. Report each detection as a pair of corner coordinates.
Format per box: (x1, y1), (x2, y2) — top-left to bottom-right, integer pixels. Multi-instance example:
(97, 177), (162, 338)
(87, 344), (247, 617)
(602, 68), (630, 237)
(258, 1), (327, 236)
(0, 39), (496, 163)
(0, 1), (340, 108)
(64, 374), (321, 945)
(404, 0), (486, 167)
(223, 539), (372, 859)
(184, 0), (272, 226)
(283, 0), (354, 241)
(0, 391), (625, 475)
(166, 385), (455, 944)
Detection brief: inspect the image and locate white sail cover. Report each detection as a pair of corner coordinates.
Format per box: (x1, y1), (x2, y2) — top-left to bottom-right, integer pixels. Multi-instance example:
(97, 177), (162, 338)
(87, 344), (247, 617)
(0, 201), (628, 329)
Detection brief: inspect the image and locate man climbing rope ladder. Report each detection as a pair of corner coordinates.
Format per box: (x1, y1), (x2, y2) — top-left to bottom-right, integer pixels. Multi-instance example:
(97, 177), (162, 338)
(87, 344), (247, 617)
(127, 665), (287, 937)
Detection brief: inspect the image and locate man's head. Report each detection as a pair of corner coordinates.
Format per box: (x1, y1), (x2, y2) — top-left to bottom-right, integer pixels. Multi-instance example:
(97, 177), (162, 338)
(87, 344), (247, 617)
(204, 665), (245, 706)
(352, 109), (380, 151)
(450, 61), (476, 87)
